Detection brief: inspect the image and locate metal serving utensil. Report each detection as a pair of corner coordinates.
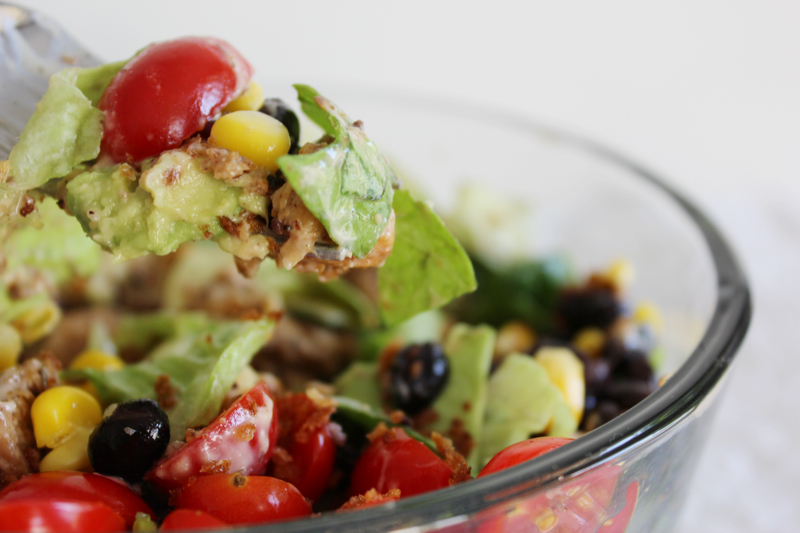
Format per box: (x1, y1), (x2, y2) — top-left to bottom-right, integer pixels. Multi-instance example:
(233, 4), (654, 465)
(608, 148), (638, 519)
(0, 3), (348, 261)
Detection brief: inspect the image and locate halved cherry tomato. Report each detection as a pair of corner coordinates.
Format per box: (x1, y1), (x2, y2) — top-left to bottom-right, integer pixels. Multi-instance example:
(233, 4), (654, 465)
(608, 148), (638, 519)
(176, 474), (311, 525)
(0, 471), (153, 527)
(349, 428), (452, 498)
(597, 481), (638, 533)
(284, 425), (336, 502)
(146, 382), (278, 493)
(161, 509), (228, 531)
(99, 37), (253, 163)
(478, 437), (573, 478)
(0, 499), (125, 532)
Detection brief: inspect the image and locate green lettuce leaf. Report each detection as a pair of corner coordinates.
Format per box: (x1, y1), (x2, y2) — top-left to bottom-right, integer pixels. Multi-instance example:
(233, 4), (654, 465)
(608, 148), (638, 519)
(75, 59), (128, 107)
(6, 69), (103, 190)
(293, 84), (336, 137)
(2, 197), (102, 286)
(378, 190), (476, 326)
(64, 316), (275, 439)
(277, 85), (396, 257)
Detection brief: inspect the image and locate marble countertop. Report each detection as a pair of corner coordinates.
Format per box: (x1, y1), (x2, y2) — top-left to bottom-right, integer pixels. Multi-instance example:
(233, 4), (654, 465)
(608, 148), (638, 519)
(11, 2), (800, 531)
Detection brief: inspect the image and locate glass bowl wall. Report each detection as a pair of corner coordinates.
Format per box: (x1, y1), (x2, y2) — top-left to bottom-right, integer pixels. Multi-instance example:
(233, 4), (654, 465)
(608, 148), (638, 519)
(255, 90), (751, 533)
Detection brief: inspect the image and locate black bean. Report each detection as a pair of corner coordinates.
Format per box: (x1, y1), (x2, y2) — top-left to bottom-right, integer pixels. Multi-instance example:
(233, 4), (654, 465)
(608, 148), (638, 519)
(389, 343), (450, 415)
(583, 357), (612, 393)
(259, 98), (300, 153)
(615, 350), (655, 383)
(582, 400), (623, 431)
(556, 286), (621, 337)
(88, 399), (170, 482)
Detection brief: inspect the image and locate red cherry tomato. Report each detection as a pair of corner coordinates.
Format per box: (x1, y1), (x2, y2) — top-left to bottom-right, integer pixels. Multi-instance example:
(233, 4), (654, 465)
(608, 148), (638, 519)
(0, 471), (153, 527)
(478, 437), (574, 478)
(176, 474), (312, 525)
(349, 428), (452, 498)
(160, 509), (228, 531)
(284, 425), (337, 502)
(0, 499), (125, 533)
(99, 37), (252, 163)
(146, 382), (278, 493)
(597, 481), (638, 533)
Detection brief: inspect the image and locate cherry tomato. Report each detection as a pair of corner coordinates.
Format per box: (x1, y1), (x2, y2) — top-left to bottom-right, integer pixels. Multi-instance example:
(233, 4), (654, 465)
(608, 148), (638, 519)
(349, 428), (452, 498)
(478, 437), (574, 478)
(0, 499), (125, 532)
(146, 382), (278, 493)
(282, 425), (336, 502)
(99, 37), (253, 163)
(160, 509), (228, 531)
(0, 471), (153, 527)
(176, 474), (311, 525)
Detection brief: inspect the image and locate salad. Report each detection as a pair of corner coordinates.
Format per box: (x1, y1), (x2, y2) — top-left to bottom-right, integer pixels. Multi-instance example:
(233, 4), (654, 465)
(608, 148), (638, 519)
(0, 37), (661, 531)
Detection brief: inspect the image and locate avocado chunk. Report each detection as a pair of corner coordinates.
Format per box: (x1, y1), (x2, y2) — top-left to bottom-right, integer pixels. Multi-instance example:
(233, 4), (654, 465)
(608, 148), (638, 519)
(480, 352), (578, 467)
(66, 150), (264, 262)
(428, 323), (496, 471)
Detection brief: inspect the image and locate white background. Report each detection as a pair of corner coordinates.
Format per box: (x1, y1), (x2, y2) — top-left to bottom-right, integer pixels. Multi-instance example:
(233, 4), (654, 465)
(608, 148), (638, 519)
(12, 2), (800, 531)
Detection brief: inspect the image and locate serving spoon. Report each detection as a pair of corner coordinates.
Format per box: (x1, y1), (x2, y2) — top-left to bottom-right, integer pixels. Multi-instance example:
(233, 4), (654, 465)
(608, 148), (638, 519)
(0, 3), (348, 262)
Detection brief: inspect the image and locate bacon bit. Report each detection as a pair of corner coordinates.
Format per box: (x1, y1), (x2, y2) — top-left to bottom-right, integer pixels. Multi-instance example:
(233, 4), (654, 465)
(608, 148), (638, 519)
(19, 195), (35, 217)
(432, 432), (471, 485)
(154, 374), (177, 409)
(234, 256), (262, 279)
(237, 308), (263, 321)
(199, 459), (231, 475)
(389, 410), (411, 426)
(275, 392), (335, 446)
(365, 422), (402, 445)
(462, 402), (472, 412)
(269, 446), (298, 482)
(338, 488), (401, 511)
(235, 423), (256, 442)
(447, 418), (475, 458)
(266, 309), (284, 322)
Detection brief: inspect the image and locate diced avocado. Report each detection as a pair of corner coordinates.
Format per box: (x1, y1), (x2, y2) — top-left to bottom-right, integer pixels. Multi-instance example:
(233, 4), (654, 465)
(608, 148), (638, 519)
(480, 353), (578, 467)
(429, 323), (495, 471)
(66, 150), (257, 262)
(334, 362), (383, 409)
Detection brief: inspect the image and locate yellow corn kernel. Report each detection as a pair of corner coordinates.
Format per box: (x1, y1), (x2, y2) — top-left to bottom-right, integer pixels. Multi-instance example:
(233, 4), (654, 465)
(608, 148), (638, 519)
(31, 386), (102, 449)
(494, 321), (536, 359)
(209, 110), (290, 173)
(11, 301), (62, 345)
(535, 346), (585, 423)
(0, 323), (23, 372)
(223, 81), (264, 113)
(633, 301), (664, 334)
(573, 327), (606, 359)
(39, 426), (94, 473)
(605, 259), (635, 293)
(69, 350), (124, 371)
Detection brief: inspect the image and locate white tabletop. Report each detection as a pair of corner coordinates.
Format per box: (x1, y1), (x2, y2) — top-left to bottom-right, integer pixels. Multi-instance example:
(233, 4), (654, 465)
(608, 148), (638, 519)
(13, 2), (800, 531)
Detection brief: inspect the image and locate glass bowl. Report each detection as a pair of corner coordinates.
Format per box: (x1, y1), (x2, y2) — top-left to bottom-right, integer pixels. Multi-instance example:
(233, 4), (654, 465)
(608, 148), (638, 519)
(250, 89), (751, 533)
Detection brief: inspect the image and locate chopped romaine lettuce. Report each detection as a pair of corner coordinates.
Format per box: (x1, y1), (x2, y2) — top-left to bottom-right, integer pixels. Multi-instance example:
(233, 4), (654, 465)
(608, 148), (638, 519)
(378, 190), (476, 326)
(277, 85), (396, 258)
(64, 316), (274, 439)
(6, 69), (103, 191)
(2, 197), (101, 286)
(448, 254), (572, 332)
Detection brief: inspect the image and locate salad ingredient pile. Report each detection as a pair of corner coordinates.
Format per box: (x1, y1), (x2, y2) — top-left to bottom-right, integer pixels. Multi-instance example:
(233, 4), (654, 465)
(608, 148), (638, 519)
(0, 35), (663, 532)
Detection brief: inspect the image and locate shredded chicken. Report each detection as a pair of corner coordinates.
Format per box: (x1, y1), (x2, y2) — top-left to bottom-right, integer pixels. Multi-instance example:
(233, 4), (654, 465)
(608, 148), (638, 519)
(0, 356), (60, 488)
(270, 183), (328, 270)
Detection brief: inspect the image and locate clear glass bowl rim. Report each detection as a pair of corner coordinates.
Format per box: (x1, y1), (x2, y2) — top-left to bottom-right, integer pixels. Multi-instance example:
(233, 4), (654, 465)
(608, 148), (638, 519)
(242, 90), (752, 532)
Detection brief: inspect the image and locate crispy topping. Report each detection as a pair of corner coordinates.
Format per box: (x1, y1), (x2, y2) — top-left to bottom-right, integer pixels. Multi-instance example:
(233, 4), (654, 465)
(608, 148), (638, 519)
(199, 459), (231, 475)
(432, 432), (471, 485)
(154, 374), (177, 409)
(339, 488), (401, 511)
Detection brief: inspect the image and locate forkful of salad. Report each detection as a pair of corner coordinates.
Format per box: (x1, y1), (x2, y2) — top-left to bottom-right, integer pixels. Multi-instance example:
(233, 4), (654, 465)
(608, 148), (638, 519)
(0, 6), (476, 325)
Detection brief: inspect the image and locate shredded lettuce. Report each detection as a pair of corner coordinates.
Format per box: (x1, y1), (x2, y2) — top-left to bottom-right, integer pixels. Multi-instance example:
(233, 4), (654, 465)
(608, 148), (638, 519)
(64, 316), (275, 439)
(378, 190), (476, 326)
(6, 69), (103, 191)
(278, 85), (397, 257)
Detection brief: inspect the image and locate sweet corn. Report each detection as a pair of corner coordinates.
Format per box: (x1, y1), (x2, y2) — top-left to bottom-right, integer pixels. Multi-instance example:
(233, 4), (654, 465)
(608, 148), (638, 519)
(11, 300), (62, 344)
(39, 426), (93, 473)
(494, 321), (536, 360)
(0, 323), (22, 372)
(31, 386), (102, 449)
(69, 350), (125, 371)
(534, 346), (585, 424)
(209, 111), (290, 173)
(572, 327), (606, 359)
(605, 259), (635, 293)
(223, 81), (264, 113)
(633, 301), (664, 334)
